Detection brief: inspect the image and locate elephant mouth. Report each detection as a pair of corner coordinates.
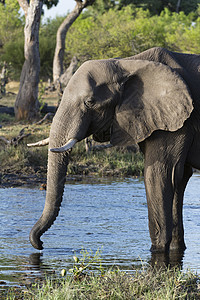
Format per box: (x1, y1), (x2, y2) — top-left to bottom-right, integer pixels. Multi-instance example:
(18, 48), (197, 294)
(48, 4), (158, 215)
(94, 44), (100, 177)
(93, 127), (111, 143)
(27, 121), (112, 153)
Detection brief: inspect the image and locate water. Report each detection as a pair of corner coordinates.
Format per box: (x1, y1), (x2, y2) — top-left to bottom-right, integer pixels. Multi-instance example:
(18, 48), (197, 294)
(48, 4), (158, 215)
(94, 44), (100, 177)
(0, 175), (200, 290)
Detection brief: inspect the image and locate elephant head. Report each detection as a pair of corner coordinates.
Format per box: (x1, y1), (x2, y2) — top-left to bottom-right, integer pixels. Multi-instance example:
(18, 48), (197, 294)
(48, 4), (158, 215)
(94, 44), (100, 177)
(29, 52), (193, 250)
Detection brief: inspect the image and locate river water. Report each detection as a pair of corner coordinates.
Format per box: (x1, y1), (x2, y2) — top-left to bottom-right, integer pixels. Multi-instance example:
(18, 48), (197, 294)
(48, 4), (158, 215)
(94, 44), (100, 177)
(0, 175), (200, 290)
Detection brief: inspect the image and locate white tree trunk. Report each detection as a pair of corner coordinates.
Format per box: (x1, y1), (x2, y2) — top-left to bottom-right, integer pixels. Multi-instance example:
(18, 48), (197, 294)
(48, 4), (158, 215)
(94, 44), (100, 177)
(15, 0), (42, 121)
(53, 0), (95, 83)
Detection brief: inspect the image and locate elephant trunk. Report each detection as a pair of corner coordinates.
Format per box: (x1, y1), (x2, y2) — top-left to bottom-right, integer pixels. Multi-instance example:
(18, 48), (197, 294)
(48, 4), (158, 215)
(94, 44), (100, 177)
(29, 150), (68, 250)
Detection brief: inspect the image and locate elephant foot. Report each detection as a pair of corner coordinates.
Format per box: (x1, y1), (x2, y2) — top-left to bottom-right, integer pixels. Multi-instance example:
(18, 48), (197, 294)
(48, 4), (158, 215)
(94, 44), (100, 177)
(169, 240), (186, 252)
(150, 242), (170, 253)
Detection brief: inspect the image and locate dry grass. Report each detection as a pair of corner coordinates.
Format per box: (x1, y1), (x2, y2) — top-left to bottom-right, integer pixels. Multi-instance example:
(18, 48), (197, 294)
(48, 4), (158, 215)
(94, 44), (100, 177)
(6, 267), (200, 299)
(1, 81), (59, 107)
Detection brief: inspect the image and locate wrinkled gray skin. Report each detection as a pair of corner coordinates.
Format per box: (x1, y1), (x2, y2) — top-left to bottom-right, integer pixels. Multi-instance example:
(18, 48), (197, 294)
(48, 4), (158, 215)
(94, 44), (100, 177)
(30, 47), (200, 253)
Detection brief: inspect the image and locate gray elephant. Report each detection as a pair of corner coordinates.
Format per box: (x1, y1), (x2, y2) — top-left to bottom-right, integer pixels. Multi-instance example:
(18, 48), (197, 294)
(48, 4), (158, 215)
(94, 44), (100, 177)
(29, 47), (200, 253)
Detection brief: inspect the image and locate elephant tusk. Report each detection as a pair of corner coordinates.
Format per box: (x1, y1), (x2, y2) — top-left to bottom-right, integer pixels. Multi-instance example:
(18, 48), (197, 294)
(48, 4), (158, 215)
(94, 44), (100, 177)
(50, 138), (78, 153)
(27, 137), (49, 147)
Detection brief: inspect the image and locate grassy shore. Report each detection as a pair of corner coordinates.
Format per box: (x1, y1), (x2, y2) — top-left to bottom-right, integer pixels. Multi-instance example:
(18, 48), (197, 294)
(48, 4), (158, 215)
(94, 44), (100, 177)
(6, 267), (200, 299)
(0, 112), (144, 184)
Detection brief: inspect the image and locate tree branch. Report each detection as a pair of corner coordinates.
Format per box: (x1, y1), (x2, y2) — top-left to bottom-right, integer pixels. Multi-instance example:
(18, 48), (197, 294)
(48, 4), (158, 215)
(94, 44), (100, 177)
(34, 112), (54, 125)
(53, 0), (95, 82)
(75, 0), (95, 9)
(0, 136), (10, 144)
(17, 0), (29, 16)
(0, 127), (31, 146)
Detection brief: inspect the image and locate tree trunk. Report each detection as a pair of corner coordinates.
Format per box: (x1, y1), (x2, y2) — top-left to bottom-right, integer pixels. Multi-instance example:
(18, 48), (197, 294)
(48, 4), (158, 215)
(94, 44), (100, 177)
(53, 0), (95, 83)
(59, 56), (78, 87)
(15, 0), (43, 121)
(176, 0), (181, 12)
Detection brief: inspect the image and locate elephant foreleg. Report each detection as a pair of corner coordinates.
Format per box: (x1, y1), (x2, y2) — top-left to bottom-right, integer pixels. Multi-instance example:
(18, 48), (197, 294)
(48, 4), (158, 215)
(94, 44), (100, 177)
(170, 164), (193, 251)
(144, 162), (174, 253)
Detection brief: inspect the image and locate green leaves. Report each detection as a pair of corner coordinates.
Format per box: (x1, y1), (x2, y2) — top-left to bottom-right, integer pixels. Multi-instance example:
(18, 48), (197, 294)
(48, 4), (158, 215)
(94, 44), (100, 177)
(88, 0), (200, 15)
(1, 1), (199, 81)
(65, 5), (200, 66)
(0, 0), (23, 45)
(67, 248), (105, 279)
(43, 0), (59, 10)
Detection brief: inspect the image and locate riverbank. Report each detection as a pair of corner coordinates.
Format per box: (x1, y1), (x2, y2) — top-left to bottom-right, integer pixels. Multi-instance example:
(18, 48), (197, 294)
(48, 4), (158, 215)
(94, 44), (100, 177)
(0, 112), (144, 188)
(6, 267), (200, 299)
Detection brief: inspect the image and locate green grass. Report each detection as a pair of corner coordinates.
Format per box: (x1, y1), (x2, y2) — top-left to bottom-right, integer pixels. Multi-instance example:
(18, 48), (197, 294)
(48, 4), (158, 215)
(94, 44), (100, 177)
(6, 267), (200, 299)
(4, 247), (200, 299)
(69, 143), (144, 177)
(0, 118), (144, 178)
(0, 117), (50, 176)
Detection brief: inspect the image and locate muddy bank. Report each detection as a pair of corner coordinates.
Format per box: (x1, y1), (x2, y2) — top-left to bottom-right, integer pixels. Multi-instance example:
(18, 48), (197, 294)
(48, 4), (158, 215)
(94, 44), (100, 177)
(0, 172), (46, 188)
(0, 142), (144, 188)
(0, 169), (129, 189)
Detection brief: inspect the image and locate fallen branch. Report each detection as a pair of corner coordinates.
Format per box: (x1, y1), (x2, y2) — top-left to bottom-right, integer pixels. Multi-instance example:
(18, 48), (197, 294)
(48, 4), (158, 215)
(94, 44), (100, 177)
(40, 104), (57, 114)
(0, 127), (31, 146)
(0, 105), (57, 116)
(7, 91), (16, 96)
(0, 136), (10, 144)
(0, 106), (14, 115)
(34, 112), (54, 125)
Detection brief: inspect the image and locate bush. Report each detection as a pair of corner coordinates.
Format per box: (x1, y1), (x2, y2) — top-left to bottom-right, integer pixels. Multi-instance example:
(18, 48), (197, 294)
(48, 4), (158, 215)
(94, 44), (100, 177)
(65, 5), (199, 67)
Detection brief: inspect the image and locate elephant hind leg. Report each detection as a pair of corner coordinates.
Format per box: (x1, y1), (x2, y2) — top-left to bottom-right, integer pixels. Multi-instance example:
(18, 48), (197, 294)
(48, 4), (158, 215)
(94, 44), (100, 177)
(170, 164), (193, 252)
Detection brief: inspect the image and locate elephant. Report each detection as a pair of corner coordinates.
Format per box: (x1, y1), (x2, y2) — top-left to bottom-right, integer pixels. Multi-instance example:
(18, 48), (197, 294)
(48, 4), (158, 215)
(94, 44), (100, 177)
(28, 47), (200, 254)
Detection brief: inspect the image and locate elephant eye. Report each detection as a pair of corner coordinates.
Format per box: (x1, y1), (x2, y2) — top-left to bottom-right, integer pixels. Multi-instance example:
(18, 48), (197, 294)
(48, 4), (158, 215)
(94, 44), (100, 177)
(84, 98), (95, 109)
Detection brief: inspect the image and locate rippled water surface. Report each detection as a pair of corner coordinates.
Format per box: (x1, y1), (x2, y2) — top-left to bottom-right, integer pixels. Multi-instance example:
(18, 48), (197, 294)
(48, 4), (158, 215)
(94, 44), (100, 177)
(0, 175), (200, 290)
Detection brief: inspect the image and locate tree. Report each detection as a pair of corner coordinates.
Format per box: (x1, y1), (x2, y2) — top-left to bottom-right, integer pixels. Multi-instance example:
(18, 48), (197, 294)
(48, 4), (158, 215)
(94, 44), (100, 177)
(14, 0), (43, 120)
(88, 0), (199, 15)
(0, 0), (23, 46)
(53, 0), (95, 83)
(39, 17), (62, 79)
(65, 5), (199, 63)
(86, 0), (115, 14)
(117, 0), (199, 15)
(14, 0), (59, 120)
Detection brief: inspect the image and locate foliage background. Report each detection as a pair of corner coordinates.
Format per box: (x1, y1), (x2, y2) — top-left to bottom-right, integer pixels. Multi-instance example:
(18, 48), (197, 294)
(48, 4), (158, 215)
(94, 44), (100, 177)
(0, 0), (199, 80)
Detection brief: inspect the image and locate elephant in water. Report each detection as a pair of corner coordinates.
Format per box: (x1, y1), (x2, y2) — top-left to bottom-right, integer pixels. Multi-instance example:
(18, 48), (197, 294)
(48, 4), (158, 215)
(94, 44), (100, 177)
(28, 47), (200, 253)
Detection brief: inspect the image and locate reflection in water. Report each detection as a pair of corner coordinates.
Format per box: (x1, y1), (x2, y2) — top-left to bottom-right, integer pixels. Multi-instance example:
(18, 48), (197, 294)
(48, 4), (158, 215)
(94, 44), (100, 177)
(0, 175), (200, 290)
(29, 253), (42, 270)
(28, 252), (53, 274)
(29, 253), (43, 270)
(27, 251), (185, 277)
(150, 251), (184, 269)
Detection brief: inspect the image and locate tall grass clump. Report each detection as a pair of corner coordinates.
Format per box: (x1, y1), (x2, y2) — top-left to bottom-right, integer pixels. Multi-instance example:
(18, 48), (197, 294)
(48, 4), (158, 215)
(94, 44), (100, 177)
(0, 119), (50, 175)
(68, 141), (144, 177)
(6, 267), (199, 299)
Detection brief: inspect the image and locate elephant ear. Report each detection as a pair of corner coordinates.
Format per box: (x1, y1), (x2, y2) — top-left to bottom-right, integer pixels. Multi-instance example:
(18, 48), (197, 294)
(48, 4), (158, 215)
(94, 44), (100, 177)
(110, 59), (193, 146)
